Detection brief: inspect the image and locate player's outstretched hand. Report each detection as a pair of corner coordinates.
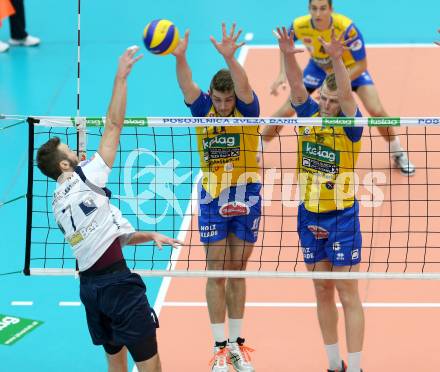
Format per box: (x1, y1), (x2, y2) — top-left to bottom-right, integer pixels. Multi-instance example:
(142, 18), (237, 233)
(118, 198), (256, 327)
(270, 75), (287, 96)
(273, 27), (304, 56)
(318, 28), (353, 59)
(151, 233), (183, 250)
(210, 22), (245, 59)
(172, 29), (190, 57)
(117, 46), (143, 79)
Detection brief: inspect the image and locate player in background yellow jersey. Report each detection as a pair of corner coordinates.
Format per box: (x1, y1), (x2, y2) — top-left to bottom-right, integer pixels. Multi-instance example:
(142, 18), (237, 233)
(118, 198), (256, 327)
(269, 0), (416, 177)
(268, 26), (365, 372)
(172, 23), (259, 372)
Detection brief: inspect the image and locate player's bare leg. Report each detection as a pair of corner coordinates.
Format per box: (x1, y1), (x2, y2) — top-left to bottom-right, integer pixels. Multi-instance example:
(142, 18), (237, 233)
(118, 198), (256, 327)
(135, 354), (162, 372)
(205, 238), (231, 372)
(356, 84), (415, 176)
(106, 347), (128, 372)
(225, 233), (255, 372)
(307, 262), (339, 346)
(307, 261), (364, 372)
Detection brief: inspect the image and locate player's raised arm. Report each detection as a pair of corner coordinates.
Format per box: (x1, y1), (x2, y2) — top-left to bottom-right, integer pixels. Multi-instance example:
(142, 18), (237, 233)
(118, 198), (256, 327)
(210, 22), (254, 104)
(319, 29), (357, 117)
(275, 27), (307, 105)
(172, 30), (201, 105)
(98, 46), (142, 168)
(270, 51), (287, 96)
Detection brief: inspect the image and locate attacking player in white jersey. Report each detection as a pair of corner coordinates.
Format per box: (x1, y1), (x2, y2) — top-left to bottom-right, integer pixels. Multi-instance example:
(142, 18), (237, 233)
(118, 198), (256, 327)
(36, 46), (181, 372)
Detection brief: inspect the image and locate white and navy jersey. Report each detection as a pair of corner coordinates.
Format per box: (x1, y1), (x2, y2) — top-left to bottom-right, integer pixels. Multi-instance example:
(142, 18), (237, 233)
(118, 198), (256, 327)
(52, 153), (134, 271)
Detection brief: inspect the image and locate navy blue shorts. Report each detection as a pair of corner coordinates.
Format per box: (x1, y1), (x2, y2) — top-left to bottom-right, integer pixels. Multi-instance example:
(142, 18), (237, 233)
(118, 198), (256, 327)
(303, 60), (373, 92)
(79, 268), (159, 347)
(297, 201), (362, 266)
(198, 182), (262, 244)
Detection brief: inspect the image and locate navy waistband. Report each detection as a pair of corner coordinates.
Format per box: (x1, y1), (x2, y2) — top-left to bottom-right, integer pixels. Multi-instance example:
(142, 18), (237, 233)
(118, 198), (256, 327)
(79, 259), (128, 277)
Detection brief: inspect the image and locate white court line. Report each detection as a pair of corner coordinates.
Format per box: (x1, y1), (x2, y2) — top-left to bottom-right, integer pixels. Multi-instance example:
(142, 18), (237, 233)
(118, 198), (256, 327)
(163, 301), (440, 308)
(59, 301), (81, 307)
(247, 43), (437, 49)
(153, 173), (202, 317)
(11, 301), (33, 306)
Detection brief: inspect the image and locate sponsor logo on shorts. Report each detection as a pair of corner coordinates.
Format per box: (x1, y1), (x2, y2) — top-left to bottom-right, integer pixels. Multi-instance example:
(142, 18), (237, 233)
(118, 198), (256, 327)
(333, 242), (341, 251)
(307, 225), (329, 239)
(219, 201), (250, 217)
(336, 252), (345, 261)
(302, 247), (315, 260)
(352, 249), (359, 260)
(200, 224), (218, 238)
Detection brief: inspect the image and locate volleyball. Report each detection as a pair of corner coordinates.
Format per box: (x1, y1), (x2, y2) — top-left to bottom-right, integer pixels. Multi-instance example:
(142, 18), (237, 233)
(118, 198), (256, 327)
(143, 19), (179, 56)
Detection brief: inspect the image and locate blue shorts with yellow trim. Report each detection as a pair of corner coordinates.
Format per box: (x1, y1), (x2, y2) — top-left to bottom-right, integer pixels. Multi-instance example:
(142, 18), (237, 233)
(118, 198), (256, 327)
(303, 60), (373, 92)
(297, 200), (362, 266)
(198, 183), (261, 244)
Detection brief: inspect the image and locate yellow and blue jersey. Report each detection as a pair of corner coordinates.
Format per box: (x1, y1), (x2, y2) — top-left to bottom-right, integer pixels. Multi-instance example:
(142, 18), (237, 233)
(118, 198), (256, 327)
(187, 91), (261, 199)
(292, 13), (366, 72)
(293, 96), (363, 213)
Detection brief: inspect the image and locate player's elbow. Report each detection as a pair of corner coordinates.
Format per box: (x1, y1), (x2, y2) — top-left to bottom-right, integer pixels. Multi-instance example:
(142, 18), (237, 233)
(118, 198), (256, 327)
(105, 118), (123, 130)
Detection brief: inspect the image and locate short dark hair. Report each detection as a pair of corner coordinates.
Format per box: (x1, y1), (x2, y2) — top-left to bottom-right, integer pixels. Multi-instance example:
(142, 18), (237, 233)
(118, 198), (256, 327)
(36, 137), (66, 180)
(309, 0), (333, 7)
(323, 73), (337, 91)
(209, 69), (234, 93)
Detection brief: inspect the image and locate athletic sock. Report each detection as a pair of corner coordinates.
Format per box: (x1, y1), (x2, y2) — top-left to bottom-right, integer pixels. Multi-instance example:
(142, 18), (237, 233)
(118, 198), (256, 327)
(325, 343), (342, 370)
(211, 323), (226, 344)
(228, 318), (243, 342)
(347, 351), (361, 372)
(390, 137), (403, 154)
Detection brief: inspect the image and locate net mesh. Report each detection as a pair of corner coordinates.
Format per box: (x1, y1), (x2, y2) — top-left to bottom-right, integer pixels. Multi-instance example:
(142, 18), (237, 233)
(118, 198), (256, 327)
(24, 117), (440, 277)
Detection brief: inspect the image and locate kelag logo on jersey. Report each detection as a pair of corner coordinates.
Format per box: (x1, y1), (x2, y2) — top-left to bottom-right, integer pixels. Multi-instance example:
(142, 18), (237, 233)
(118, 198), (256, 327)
(203, 134), (241, 162)
(202, 134), (240, 150)
(302, 142), (339, 164)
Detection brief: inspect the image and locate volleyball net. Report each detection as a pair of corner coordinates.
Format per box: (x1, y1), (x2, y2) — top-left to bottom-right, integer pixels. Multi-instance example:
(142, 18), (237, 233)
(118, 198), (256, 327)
(6, 114), (440, 279)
